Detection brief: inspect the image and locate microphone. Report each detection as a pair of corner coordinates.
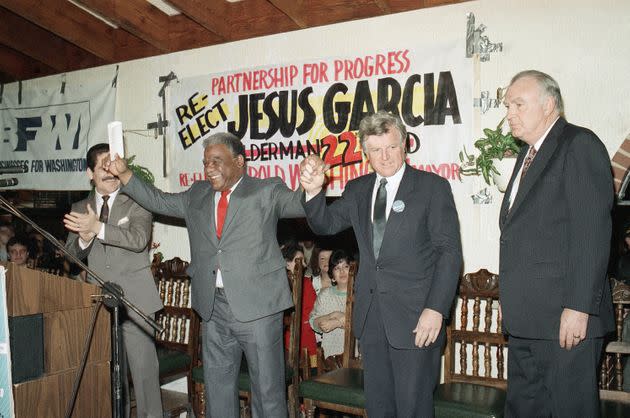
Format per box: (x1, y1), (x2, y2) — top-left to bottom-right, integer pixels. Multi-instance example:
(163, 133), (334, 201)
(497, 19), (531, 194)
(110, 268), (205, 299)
(0, 166), (28, 174)
(0, 178), (18, 187)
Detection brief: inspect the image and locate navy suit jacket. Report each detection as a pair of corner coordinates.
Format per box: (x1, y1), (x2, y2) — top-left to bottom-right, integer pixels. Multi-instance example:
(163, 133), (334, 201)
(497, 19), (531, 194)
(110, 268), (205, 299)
(499, 117), (614, 339)
(304, 164), (462, 349)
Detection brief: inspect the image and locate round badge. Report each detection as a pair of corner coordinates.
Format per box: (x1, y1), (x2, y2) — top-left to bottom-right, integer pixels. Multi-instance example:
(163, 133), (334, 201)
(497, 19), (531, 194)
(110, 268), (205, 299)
(392, 200), (405, 213)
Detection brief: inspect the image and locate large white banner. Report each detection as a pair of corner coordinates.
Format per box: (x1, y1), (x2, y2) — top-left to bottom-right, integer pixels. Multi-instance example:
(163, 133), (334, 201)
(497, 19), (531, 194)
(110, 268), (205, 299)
(0, 73), (116, 190)
(168, 43), (471, 196)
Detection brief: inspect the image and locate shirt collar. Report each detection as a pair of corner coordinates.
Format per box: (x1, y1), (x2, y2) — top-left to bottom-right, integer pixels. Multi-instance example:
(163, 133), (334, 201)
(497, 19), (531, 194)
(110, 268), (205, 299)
(216, 176), (243, 196)
(375, 163), (406, 186)
(95, 188), (119, 203)
(532, 116), (560, 151)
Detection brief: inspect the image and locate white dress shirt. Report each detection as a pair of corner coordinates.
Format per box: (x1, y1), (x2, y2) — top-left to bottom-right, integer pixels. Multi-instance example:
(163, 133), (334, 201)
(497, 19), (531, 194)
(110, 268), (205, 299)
(508, 117), (559, 209)
(371, 164), (406, 221)
(79, 188), (120, 249)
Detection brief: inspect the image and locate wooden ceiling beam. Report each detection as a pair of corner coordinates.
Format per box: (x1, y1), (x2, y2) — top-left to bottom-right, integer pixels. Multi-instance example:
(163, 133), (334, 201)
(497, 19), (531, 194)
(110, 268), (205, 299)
(0, 0), (160, 62)
(229, 0), (298, 41)
(75, 0), (172, 52)
(166, 0), (231, 40)
(74, 0), (222, 53)
(0, 7), (105, 73)
(267, 0), (307, 28)
(0, 44), (55, 82)
(373, 0), (392, 13)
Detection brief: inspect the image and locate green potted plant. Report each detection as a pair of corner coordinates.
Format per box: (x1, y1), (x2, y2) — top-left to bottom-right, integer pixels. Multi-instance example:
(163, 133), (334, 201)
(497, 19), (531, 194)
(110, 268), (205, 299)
(127, 155), (155, 185)
(459, 117), (524, 191)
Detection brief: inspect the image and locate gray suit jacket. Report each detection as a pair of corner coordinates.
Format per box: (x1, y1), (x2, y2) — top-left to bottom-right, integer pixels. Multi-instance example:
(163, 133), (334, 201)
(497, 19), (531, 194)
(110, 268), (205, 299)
(122, 174), (305, 322)
(304, 165), (462, 349)
(66, 192), (163, 316)
(499, 117), (614, 339)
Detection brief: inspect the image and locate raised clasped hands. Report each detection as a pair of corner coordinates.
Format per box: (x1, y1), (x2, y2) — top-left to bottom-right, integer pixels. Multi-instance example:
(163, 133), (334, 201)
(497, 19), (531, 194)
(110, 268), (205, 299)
(299, 155), (328, 195)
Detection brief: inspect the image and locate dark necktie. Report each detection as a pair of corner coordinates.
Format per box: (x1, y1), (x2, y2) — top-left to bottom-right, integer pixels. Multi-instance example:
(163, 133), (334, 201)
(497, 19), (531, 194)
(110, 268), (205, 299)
(520, 146), (537, 179)
(99, 195), (110, 224)
(372, 178), (387, 258)
(216, 190), (230, 239)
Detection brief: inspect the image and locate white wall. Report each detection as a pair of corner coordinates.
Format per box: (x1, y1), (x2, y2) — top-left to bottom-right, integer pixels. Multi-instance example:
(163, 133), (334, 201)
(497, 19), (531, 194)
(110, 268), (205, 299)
(27, 0), (630, 270)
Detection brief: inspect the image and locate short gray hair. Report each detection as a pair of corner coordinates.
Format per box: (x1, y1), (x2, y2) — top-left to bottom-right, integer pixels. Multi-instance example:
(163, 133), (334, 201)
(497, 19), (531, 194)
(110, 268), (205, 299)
(202, 132), (246, 159)
(510, 70), (564, 116)
(358, 111), (407, 153)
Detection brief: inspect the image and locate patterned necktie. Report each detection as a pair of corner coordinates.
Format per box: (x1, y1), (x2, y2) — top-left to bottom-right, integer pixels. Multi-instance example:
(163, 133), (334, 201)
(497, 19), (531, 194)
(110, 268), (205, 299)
(99, 195), (110, 224)
(372, 178), (387, 258)
(520, 146), (537, 179)
(216, 190), (230, 239)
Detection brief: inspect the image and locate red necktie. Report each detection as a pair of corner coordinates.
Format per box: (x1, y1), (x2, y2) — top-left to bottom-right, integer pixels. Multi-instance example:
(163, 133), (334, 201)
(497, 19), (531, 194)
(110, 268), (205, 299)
(216, 190), (230, 239)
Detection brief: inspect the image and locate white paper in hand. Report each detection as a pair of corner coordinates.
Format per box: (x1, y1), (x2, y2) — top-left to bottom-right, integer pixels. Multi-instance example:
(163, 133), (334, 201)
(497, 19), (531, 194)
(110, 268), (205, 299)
(107, 121), (124, 161)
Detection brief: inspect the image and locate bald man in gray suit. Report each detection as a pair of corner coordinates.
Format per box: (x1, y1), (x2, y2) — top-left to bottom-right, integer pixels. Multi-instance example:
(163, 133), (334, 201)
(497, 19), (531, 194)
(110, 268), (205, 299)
(107, 132), (304, 418)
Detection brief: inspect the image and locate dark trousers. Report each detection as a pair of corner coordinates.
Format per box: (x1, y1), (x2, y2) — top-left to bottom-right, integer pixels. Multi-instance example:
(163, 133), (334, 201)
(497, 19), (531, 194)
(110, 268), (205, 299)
(505, 336), (603, 418)
(201, 289), (287, 418)
(359, 298), (442, 418)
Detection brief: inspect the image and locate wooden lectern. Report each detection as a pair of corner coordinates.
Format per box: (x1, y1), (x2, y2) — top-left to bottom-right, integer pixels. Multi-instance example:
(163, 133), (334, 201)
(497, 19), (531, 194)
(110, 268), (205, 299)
(4, 263), (111, 418)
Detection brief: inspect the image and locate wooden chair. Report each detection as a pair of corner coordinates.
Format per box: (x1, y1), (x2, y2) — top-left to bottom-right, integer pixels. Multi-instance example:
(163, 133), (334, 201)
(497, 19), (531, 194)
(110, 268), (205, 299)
(600, 277), (630, 412)
(191, 260), (305, 418)
(152, 256), (201, 417)
(299, 262), (367, 417)
(434, 268), (508, 418)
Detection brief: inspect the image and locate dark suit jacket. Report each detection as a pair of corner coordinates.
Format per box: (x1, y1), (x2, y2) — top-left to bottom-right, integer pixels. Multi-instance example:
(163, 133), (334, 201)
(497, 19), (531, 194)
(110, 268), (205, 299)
(304, 165), (462, 349)
(122, 174), (304, 322)
(66, 192), (163, 316)
(499, 117), (614, 339)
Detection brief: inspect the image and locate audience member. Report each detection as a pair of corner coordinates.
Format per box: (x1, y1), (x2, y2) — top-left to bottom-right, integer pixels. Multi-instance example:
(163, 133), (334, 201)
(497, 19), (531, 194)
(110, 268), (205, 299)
(7, 235), (30, 267)
(310, 249), (354, 370)
(0, 222), (15, 262)
(310, 246), (333, 295)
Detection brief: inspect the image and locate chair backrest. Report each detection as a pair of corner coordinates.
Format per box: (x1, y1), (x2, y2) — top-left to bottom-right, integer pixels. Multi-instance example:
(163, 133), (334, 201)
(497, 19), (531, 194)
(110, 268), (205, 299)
(443, 269), (507, 390)
(153, 256), (200, 360)
(599, 277), (630, 398)
(342, 262), (361, 369)
(287, 258), (304, 373)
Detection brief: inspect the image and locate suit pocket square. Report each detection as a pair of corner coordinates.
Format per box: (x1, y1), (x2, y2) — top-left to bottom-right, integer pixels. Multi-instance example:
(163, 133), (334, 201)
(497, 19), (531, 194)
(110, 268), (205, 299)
(117, 216), (129, 226)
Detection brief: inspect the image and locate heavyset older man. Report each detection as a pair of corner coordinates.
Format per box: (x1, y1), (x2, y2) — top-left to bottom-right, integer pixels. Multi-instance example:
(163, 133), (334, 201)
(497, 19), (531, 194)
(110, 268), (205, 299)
(499, 70), (614, 418)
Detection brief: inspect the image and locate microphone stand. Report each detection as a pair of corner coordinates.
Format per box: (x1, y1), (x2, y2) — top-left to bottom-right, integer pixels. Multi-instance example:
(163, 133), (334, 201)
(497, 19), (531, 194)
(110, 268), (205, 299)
(0, 194), (162, 418)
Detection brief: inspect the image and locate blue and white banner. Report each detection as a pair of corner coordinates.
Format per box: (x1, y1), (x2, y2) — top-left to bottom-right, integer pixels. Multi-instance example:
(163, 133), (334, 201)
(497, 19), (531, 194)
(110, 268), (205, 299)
(0, 72), (117, 190)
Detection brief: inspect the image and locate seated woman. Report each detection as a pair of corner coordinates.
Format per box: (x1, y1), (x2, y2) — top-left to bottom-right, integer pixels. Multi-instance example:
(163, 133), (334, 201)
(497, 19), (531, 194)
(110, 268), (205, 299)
(282, 243), (318, 365)
(310, 246), (333, 295)
(309, 249), (353, 370)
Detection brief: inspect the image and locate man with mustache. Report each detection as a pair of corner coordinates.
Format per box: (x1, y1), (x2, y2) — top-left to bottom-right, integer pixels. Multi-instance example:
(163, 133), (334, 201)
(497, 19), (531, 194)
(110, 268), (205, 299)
(499, 71), (614, 417)
(65, 143), (163, 418)
(106, 132), (305, 418)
